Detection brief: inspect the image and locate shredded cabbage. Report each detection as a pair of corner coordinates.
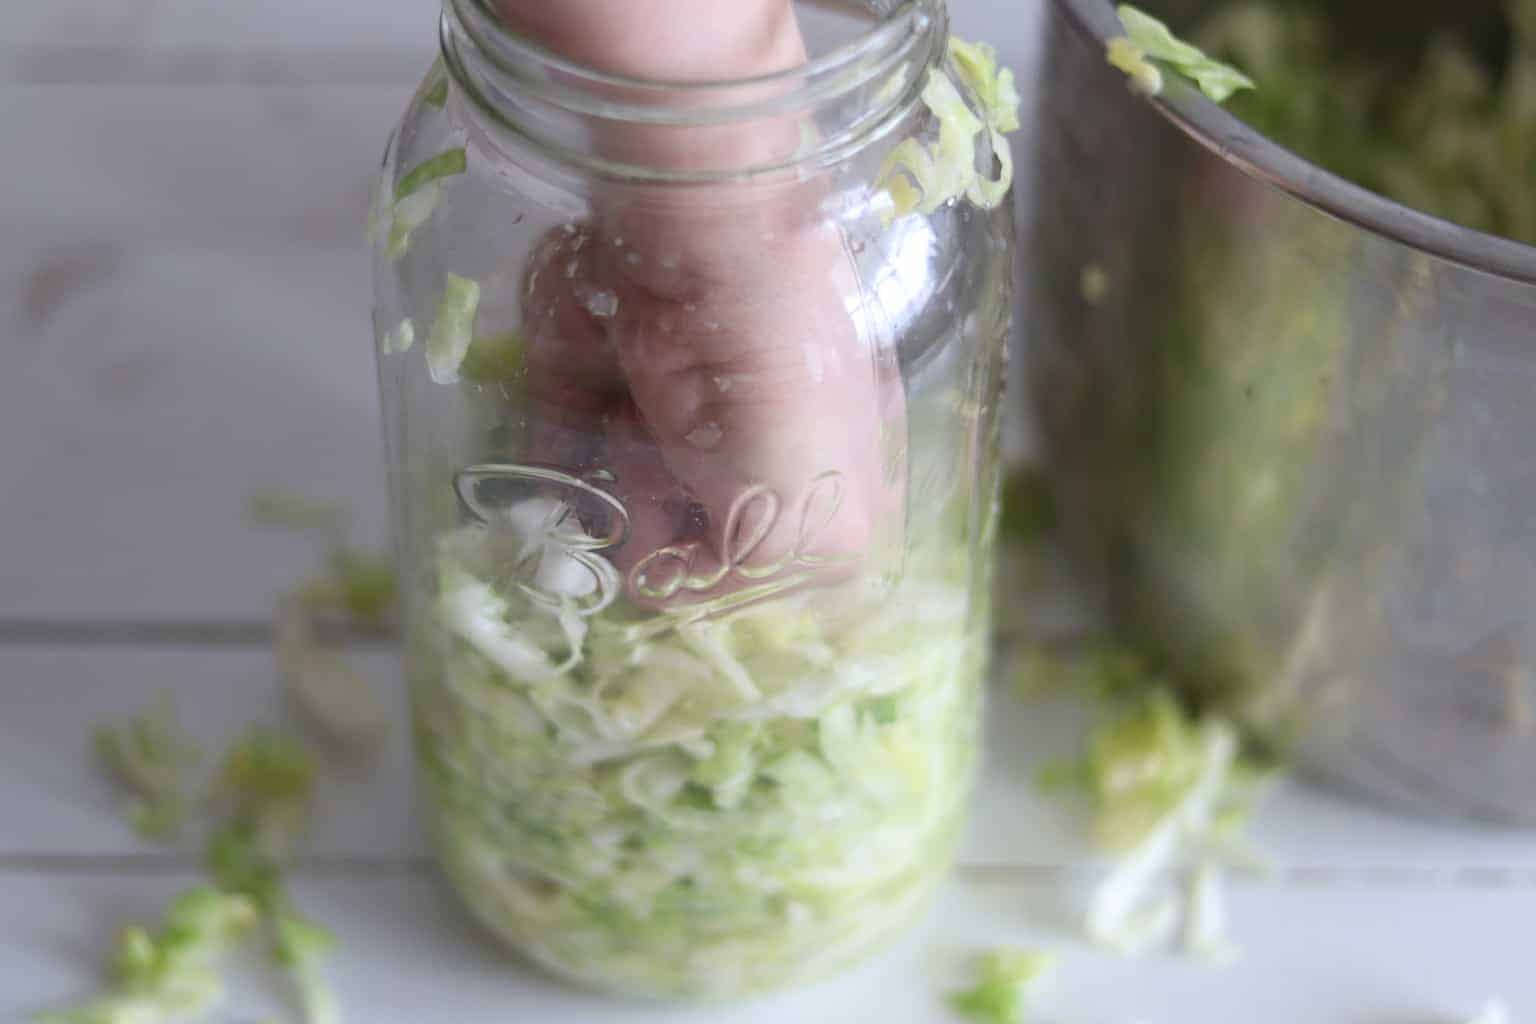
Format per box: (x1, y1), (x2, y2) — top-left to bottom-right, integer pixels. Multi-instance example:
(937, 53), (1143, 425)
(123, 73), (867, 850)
(1079, 263), (1111, 306)
(946, 38), (1021, 208)
(415, 508), (981, 998)
(1106, 36), (1166, 97)
(93, 693), (202, 843)
(1026, 657), (1271, 959)
(1109, 6), (1255, 102)
(879, 35), (1023, 220)
(426, 274), (481, 385)
(300, 547), (397, 625)
(250, 492), (395, 754)
(423, 67), (449, 111)
(32, 888), (258, 1024)
(274, 910), (340, 1024)
(215, 728), (316, 856)
(1183, 861), (1240, 964)
(206, 734), (340, 1024)
(278, 597), (391, 754)
(947, 948), (1055, 1024)
(386, 187), (440, 262)
(383, 147), (467, 261)
(395, 148), (466, 202)
(57, 637), (350, 1023)
(1196, 0), (1536, 244)
(458, 330), (525, 385)
(381, 318), (415, 356)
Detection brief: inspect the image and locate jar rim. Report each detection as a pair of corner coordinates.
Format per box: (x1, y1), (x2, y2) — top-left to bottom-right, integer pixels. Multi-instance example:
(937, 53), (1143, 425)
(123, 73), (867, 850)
(440, 0), (945, 182)
(1052, 0), (1536, 287)
(448, 0), (939, 102)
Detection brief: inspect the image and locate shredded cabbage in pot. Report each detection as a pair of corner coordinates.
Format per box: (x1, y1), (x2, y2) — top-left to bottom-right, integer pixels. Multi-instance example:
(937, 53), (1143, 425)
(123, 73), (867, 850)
(413, 509), (983, 998)
(1109, 5), (1255, 102)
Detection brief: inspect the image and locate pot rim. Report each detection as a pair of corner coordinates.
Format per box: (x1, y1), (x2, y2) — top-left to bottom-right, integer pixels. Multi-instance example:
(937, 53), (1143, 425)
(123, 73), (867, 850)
(1054, 0), (1536, 287)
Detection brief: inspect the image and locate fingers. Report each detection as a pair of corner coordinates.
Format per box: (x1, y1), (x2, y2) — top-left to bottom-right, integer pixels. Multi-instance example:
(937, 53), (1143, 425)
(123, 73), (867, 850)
(520, 226), (625, 473)
(519, 213), (901, 609)
(601, 220), (889, 574)
(502, 0), (904, 610)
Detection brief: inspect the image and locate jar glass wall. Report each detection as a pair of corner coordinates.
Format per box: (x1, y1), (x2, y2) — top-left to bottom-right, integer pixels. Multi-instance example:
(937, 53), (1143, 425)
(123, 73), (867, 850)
(371, 0), (1014, 999)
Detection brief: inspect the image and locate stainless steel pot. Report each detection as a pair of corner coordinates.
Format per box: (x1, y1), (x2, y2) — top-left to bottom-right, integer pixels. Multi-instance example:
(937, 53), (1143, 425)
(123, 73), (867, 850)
(1024, 0), (1536, 822)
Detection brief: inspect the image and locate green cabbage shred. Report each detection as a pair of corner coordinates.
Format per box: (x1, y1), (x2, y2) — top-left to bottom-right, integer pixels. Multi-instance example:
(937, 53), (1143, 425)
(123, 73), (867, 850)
(33, 888), (258, 1024)
(879, 35), (1023, 220)
(208, 731), (341, 1024)
(1022, 645), (1271, 959)
(423, 71), (449, 111)
(426, 274), (482, 385)
(394, 148), (466, 203)
(44, 701), (342, 1024)
(214, 728), (317, 855)
(93, 692), (202, 843)
(383, 147), (467, 261)
(947, 948), (1055, 1024)
(458, 329), (526, 386)
(249, 489), (396, 753)
(300, 547), (397, 625)
(1109, 5), (1255, 101)
(279, 600), (392, 754)
(381, 319), (415, 356)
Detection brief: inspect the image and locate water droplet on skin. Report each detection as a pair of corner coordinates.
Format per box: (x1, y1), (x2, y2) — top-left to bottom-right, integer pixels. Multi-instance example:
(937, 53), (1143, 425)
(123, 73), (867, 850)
(624, 251), (641, 266)
(713, 375), (733, 393)
(661, 255), (680, 271)
(685, 421), (724, 450)
(701, 319), (721, 332)
(612, 236), (625, 247)
(564, 260), (579, 279)
(575, 283), (619, 319)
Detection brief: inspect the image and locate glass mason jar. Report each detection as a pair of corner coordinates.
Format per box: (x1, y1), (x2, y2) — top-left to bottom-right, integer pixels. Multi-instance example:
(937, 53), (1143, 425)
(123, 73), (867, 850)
(370, 0), (1014, 999)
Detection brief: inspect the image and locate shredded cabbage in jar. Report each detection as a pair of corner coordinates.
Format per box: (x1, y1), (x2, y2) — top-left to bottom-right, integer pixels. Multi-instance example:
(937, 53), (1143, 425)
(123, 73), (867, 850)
(412, 508), (983, 998)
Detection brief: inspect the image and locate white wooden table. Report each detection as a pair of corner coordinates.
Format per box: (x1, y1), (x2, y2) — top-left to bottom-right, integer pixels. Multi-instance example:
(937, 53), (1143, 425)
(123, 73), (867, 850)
(3, 2), (1535, 1021)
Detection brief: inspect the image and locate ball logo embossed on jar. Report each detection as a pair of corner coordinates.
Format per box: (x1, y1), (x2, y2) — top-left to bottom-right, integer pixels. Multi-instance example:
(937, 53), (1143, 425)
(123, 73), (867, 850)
(629, 470), (857, 602)
(454, 464), (627, 616)
(458, 464), (860, 609)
